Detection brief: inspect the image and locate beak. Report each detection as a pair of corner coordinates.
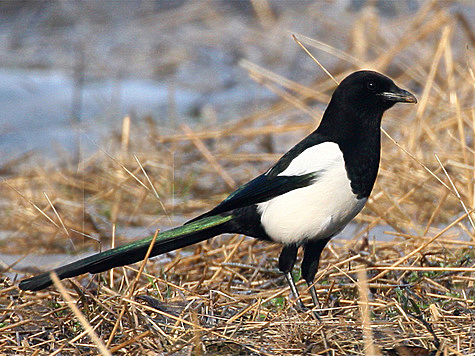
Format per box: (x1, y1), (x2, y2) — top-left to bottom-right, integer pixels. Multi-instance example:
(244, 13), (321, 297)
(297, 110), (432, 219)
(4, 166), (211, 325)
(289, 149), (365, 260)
(378, 87), (417, 104)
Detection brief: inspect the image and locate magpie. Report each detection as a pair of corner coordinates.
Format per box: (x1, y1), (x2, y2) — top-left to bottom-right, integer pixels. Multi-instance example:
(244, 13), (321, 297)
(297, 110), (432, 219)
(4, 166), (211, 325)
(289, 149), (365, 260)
(19, 70), (416, 311)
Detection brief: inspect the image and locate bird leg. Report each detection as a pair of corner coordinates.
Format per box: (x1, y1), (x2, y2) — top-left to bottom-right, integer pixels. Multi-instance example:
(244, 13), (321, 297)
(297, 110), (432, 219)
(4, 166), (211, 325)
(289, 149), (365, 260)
(301, 237), (331, 313)
(309, 283), (321, 309)
(278, 244), (306, 311)
(284, 271), (306, 311)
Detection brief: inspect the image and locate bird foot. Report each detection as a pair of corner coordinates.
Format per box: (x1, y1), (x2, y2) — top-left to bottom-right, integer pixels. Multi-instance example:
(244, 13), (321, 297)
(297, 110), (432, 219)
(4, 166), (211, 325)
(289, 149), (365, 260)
(293, 298), (307, 313)
(290, 298), (322, 321)
(311, 308), (322, 321)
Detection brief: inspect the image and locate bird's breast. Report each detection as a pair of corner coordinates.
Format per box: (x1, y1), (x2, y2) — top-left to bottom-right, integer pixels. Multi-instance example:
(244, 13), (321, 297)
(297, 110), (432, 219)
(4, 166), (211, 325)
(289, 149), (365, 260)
(257, 142), (367, 244)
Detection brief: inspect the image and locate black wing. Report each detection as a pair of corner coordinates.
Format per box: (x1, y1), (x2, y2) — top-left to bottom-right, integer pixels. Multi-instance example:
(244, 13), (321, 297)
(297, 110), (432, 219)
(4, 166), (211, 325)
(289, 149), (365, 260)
(188, 171), (320, 223)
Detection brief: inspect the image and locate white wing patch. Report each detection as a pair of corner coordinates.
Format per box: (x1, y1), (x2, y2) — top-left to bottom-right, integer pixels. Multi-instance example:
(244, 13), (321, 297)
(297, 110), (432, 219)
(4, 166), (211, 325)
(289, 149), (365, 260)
(258, 142), (366, 244)
(276, 142), (344, 177)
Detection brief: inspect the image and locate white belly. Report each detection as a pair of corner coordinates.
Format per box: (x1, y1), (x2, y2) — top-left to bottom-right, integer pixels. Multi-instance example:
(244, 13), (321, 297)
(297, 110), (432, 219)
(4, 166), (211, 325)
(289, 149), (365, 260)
(257, 142), (367, 244)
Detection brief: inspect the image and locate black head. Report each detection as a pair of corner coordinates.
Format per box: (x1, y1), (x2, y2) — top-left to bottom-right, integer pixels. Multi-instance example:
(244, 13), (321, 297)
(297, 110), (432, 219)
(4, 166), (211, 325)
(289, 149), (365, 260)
(318, 70), (416, 137)
(334, 70), (416, 113)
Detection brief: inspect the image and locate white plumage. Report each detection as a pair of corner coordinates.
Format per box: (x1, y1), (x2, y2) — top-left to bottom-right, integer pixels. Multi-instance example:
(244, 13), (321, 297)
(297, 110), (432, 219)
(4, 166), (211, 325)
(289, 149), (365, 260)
(257, 142), (367, 244)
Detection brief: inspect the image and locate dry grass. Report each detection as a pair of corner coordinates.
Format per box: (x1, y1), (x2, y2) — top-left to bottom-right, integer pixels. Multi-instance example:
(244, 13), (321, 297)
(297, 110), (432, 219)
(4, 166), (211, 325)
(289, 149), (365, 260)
(1, 1), (475, 355)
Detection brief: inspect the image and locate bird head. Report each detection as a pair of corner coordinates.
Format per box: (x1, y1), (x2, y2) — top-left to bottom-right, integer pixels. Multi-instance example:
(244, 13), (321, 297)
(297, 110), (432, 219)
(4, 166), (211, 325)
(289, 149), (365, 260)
(317, 70), (417, 140)
(335, 70), (417, 113)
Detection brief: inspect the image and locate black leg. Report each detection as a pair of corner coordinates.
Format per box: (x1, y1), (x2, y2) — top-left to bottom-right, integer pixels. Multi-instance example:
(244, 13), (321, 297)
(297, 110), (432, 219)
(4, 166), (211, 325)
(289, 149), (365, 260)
(278, 244), (305, 311)
(279, 244), (297, 273)
(301, 237), (331, 309)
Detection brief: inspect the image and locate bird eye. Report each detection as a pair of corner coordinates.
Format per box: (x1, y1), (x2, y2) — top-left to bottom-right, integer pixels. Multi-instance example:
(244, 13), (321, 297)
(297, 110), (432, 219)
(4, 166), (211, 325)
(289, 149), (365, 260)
(367, 82), (376, 90)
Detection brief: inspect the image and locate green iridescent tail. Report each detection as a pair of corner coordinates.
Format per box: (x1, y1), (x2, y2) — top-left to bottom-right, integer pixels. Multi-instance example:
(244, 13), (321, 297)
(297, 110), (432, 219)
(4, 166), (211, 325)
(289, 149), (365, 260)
(19, 215), (233, 291)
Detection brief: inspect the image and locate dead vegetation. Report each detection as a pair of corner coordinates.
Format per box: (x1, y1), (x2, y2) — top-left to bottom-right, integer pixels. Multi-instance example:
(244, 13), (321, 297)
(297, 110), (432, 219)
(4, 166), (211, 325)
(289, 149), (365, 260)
(1, 1), (475, 355)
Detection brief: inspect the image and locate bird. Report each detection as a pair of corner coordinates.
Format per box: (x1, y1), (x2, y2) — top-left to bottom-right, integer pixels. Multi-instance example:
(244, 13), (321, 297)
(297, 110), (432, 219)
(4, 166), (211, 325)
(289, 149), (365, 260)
(19, 70), (417, 312)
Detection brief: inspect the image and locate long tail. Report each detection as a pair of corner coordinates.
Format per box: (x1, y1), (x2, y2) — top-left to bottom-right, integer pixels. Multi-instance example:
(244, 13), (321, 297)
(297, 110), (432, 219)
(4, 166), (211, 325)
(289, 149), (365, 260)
(19, 214), (233, 291)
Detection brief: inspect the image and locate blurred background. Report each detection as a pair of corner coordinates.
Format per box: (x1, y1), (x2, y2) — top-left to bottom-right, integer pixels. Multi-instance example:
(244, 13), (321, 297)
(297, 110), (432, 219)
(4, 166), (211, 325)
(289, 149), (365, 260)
(2, 0), (471, 160)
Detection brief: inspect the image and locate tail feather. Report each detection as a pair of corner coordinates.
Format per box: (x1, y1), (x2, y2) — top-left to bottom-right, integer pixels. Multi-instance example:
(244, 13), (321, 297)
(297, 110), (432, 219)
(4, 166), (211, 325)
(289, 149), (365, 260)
(19, 215), (233, 291)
